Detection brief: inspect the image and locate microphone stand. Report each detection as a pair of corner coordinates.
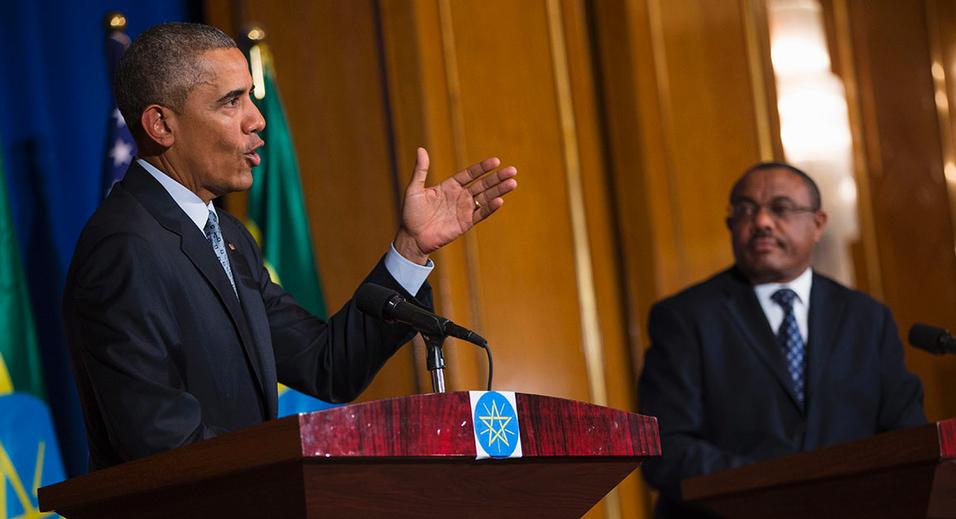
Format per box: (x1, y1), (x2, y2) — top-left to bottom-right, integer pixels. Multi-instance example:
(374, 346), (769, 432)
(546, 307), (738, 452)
(422, 334), (446, 393)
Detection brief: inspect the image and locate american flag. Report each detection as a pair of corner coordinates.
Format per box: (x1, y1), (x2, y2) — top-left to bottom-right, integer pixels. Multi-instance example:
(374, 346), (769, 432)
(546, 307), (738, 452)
(102, 28), (135, 197)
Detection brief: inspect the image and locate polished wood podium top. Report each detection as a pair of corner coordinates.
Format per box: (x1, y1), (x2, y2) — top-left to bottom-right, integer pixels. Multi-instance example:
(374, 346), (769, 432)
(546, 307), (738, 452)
(683, 418), (956, 519)
(40, 391), (660, 518)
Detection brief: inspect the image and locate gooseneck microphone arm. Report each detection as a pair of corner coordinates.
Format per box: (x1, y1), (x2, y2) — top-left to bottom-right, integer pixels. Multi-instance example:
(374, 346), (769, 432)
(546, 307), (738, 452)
(421, 334), (447, 393)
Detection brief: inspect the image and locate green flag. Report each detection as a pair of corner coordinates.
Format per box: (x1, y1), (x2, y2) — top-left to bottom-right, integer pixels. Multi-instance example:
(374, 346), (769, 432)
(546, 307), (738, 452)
(246, 38), (335, 415)
(0, 145), (65, 516)
(0, 152), (44, 399)
(246, 41), (327, 318)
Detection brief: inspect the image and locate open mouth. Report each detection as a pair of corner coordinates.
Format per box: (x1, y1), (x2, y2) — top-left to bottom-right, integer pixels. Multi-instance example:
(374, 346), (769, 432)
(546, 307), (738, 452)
(244, 141), (264, 166)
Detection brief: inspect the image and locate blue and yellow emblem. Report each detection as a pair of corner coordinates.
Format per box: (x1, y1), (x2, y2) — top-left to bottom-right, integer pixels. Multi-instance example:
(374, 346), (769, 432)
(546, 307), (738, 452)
(469, 391), (522, 459)
(0, 393), (65, 518)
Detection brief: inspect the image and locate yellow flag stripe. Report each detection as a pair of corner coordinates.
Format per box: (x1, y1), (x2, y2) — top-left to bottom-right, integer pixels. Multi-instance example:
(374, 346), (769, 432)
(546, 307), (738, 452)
(32, 441), (44, 497)
(244, 220), (283, 286)
(0, 355), (13, 395)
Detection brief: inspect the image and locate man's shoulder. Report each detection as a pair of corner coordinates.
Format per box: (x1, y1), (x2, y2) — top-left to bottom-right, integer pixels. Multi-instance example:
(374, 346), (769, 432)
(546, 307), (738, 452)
(81, 183), (160, 239)
(655, 267), (741, 311)
(811, 271), (888, 315)
(68, 180), (176, 281)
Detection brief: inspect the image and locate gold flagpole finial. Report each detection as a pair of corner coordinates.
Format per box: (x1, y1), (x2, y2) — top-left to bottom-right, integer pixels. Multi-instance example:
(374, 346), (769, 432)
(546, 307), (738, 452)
(246, 26), (266, 42)
(104, 12), (128, 32)
(244, 25), (269, 100)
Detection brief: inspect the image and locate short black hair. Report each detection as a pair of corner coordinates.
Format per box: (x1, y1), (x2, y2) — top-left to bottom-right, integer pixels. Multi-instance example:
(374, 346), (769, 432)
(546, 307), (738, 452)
(114, 23), (237, 139)
(730, 161), (822, 210)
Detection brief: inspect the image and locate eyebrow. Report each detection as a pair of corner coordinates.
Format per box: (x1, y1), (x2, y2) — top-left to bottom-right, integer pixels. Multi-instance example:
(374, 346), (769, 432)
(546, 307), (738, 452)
(215, 87), (249, 105)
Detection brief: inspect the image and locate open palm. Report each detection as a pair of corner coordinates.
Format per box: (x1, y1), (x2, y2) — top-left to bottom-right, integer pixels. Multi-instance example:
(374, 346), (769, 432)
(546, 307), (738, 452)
(395, 147), (517, 262)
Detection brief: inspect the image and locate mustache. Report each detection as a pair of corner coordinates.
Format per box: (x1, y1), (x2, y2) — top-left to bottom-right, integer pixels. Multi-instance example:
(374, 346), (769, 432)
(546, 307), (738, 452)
(748, 228), (784, 248)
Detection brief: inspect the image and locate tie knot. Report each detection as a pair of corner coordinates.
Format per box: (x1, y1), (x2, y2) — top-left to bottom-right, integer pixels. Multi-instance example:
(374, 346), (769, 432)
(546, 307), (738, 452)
(771, 288), (798, 309)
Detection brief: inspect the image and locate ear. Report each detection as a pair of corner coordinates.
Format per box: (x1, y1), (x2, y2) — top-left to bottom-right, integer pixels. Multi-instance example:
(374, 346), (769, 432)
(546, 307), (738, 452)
(140, 105), (175, 148)
(812, 210), (828, 242)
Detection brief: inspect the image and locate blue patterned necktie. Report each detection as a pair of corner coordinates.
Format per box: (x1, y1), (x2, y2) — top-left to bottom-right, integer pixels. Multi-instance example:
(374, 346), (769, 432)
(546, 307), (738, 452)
(204, 209), (237, 296)
(771, 288), (804, 406)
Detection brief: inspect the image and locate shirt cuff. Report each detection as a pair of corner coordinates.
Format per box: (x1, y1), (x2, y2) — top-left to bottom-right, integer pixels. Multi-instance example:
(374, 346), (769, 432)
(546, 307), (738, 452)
(384, 243), (434, 296)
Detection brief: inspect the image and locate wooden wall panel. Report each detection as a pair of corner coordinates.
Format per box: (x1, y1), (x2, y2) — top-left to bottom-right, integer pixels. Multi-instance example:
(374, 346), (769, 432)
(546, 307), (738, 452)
(927, 0), (956, 418)
(560, 0), (649, 514)
(591, 0), (774, 349)
(437, 0), (594, 400)
(653, 0), (767, 286)
(590, 2), (777, 512)
(841, 0), (956, 421)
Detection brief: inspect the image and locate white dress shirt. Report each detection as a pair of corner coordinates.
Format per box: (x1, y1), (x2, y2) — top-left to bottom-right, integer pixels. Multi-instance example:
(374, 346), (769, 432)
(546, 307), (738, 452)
(752, 267), (813, 343)
(137, 158), (432, 296)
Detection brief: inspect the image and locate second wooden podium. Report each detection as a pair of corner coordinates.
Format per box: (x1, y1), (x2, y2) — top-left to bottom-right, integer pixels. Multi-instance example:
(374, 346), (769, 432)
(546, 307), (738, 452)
(683, 418), (956, 518)
(39, 391), (660, 518)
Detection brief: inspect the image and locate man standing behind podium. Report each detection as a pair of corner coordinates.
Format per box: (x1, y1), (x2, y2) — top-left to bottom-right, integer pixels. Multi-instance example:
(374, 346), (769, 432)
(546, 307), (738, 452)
(63, 23), (517, 471)
(638, 163), (924, 517)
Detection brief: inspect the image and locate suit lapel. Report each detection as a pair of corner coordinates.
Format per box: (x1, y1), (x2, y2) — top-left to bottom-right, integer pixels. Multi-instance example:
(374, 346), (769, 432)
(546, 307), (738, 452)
(719, 268), (804, 410)
(221, 224), (279, 419)
(804, 273), (847, 445)
(121, 164), (270, 408)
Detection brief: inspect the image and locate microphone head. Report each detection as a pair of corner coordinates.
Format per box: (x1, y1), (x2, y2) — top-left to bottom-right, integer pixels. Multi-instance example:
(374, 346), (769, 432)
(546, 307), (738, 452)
(355, 283), (401, 320)
(908, 323), (950, 354)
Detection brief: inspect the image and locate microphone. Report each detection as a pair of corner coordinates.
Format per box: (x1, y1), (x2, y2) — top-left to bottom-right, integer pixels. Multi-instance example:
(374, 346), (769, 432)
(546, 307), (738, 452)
(908, 323), (956, 355)
(355, 283), (488, 347)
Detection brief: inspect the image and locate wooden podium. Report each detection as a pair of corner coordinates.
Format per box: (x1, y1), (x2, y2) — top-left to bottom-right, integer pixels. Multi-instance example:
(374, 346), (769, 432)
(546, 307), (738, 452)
(39, 392), (660, 518)
(682, 418), (956, 518)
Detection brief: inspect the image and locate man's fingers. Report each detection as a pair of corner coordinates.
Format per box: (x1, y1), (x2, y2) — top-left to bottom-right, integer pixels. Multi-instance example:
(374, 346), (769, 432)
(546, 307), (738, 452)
(453, 156), (501, 185)
(467, 166), (518, 195)
(473, 197), (505, 222)
(472, 173), (517, 208)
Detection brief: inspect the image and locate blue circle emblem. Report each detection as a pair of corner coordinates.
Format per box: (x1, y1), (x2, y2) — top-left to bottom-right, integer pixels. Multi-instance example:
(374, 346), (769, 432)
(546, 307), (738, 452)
(473, 392), (519, 458)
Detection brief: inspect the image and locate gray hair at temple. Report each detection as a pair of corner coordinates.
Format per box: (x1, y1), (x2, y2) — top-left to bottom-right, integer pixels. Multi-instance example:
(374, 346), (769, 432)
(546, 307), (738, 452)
(114, 22), (236, 138)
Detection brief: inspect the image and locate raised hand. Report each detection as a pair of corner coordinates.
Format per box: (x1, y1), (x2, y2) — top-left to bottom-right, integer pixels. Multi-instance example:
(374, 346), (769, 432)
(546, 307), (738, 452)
(393, 147), (518, 264)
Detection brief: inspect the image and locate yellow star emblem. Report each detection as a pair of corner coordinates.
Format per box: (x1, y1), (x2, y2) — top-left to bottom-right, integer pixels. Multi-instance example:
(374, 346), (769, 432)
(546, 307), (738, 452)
(477, 400), (515, 453)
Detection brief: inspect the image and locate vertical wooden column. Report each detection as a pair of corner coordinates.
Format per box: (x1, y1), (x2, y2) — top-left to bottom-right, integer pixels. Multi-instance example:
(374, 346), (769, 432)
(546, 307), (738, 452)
(590, 0), (779, 356)
(589, 1), (779, 515)
(832, 0), (956, 420)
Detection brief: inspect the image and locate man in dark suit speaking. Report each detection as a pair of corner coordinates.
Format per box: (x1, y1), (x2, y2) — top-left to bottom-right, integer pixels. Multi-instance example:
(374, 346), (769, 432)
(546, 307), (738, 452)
(63, 23), (517, 471)
(638, 162), (924, 517)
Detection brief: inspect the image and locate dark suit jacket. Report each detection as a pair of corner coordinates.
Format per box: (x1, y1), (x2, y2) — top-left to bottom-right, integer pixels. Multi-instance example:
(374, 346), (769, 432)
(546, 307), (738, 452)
(64, 162), (430, 470)
(638, 267), (925, 518)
